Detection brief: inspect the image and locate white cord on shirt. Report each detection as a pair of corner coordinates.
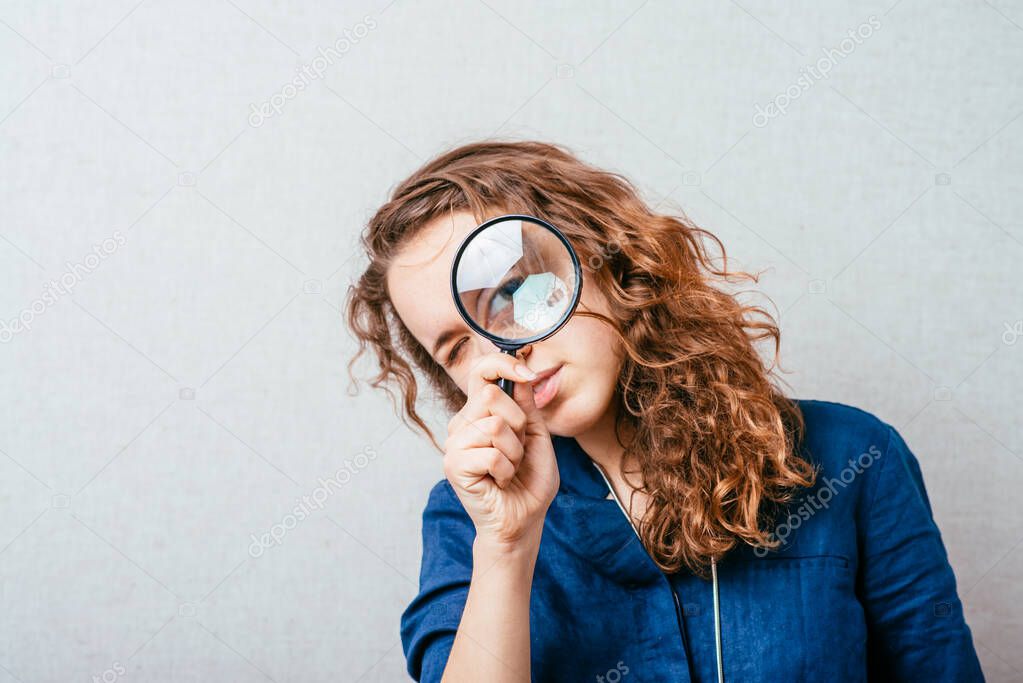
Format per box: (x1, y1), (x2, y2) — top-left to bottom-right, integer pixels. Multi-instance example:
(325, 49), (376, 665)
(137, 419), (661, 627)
(592, 460), (725, 682)
(712, 557), (723, 683)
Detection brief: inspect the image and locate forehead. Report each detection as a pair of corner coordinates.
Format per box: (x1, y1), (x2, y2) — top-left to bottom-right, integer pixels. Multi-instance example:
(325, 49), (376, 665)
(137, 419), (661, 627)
(386, 210), (482, 295)
(385, 211), (480, 349)
(390, 210), (478, 274)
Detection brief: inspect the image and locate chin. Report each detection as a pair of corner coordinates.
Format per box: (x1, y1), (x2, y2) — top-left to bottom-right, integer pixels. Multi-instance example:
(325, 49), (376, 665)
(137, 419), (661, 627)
(541, 392), (611, 439)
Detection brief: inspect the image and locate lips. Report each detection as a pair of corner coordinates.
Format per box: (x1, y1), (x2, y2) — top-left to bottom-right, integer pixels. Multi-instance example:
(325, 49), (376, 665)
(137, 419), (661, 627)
(530, 364), (563, 409)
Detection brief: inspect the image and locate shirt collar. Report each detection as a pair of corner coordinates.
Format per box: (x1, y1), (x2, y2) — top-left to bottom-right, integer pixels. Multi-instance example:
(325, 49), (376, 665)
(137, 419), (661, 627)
(547, 434), (664, 584)
(551, 434), (613, 499)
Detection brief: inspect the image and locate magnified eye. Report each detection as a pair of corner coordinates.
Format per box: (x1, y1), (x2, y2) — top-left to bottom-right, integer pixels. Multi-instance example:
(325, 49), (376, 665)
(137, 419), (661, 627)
(494, 275), (523, 304)
(485, 275), (523, 324)
(450, 216), (580, 388)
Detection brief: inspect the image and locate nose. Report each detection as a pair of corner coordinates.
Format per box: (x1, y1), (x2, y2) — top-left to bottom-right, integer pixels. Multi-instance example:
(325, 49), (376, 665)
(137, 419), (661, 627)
(468, 335), (489, 358)
(467, 338), (533, 362)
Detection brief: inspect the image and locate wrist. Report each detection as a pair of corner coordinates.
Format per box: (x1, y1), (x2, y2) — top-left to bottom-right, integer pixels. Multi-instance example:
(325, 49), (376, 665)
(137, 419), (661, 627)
(473, 525), (543, 564)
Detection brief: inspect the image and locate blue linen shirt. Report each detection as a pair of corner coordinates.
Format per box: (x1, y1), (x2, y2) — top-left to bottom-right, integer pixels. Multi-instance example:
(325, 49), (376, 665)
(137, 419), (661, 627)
(400, 399), (984, 681)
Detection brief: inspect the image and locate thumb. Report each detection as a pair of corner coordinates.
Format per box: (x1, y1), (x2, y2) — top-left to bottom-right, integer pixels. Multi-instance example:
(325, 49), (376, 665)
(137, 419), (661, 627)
(511, 378), (548, 435)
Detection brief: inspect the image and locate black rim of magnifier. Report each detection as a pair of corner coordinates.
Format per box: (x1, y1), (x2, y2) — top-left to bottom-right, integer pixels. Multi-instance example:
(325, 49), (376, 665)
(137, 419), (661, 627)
(450, 214), (583, 353)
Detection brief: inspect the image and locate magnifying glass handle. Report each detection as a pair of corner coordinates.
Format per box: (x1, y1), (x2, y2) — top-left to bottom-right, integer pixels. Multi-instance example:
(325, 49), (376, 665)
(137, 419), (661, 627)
(497, 347), (519, 398)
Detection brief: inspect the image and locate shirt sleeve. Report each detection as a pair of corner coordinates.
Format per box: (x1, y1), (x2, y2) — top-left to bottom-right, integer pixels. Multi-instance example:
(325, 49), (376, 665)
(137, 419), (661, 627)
(400, 479), (476, 682)
(857, 424), (985, 681)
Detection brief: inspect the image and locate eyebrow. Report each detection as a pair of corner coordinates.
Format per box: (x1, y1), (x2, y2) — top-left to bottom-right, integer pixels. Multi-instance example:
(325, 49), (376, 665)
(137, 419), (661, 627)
(431, 328), (460, 361)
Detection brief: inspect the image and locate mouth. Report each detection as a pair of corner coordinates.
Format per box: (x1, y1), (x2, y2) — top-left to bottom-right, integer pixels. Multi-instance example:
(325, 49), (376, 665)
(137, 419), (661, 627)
(530, 364), (563, 409)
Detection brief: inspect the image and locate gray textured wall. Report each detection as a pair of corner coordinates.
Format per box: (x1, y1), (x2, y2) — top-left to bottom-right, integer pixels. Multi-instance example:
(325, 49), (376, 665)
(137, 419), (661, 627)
(1, 1), (1021, 681)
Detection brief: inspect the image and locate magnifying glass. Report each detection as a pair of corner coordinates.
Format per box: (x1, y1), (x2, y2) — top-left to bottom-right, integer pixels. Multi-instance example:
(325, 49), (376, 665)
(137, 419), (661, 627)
(450, 214), (583, 397)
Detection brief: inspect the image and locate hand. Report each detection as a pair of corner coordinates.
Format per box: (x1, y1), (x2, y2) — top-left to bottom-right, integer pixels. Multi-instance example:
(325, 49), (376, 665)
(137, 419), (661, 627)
(443, 351), (561, 550)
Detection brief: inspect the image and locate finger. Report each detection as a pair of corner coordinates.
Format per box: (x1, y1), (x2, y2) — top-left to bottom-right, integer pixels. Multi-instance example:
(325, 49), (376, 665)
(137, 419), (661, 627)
(455, 383), (528, 442)
(485, 418), (525, 468)
(510, 370), (549, 436)
(449, 384), (526, 445)
(447, 447), (516, 489)
(447, 415), (525, 468)
(466, 351), (537, 398)
(487, 391), (528, 446)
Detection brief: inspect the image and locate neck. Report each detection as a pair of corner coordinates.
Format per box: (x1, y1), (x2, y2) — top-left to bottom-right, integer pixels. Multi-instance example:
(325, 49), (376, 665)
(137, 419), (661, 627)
(574, 398), (635, 476)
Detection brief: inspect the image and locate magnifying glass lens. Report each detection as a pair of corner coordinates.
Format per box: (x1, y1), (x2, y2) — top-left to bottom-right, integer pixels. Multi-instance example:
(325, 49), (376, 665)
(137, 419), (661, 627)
(454, 218), (578, 344)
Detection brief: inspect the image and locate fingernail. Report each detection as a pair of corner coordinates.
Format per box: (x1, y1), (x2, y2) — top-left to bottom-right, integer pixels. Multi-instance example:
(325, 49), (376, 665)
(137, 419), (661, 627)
(515, 363), (537, 380)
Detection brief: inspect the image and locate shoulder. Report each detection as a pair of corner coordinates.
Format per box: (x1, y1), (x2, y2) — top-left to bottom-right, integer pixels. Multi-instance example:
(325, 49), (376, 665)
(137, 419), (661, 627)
(794, 398), (894, 441)
(793, 398), (897, 476)
(788, 399), (907, 526)
(789, 398), (930, 529)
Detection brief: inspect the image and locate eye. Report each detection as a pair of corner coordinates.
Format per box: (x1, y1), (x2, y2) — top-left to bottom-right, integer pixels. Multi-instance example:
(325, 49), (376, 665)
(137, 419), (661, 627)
(496, 275), (524, 299)
(446, 337), (469, 365)
(485, 275), (524, 324)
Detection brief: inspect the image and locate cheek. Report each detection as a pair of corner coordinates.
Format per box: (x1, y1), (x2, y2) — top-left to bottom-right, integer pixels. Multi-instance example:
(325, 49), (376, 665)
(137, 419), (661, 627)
(560, 315), (624, 374)
(570, 283), (622, 363)
(440, 362), (469, 396)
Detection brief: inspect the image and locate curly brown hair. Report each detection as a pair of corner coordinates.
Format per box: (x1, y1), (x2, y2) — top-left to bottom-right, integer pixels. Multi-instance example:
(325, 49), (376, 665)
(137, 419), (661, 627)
(345, 140), (817, 577)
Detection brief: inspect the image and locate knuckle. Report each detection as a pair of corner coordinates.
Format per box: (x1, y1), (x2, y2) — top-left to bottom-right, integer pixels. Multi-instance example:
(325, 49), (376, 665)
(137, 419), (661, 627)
(483, 416), (503, 437)
(480, 382), (502, 403)
(504, 422), (520, 446)
(487, 448), (503, 468)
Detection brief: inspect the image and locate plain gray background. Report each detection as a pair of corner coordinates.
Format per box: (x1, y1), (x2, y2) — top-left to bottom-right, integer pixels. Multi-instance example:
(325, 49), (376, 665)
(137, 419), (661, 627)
(1, 0), (1021, 681)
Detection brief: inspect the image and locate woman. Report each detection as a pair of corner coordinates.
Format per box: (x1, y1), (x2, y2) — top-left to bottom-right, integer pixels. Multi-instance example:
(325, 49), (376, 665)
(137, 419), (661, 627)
(345, 141), (983, 682)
